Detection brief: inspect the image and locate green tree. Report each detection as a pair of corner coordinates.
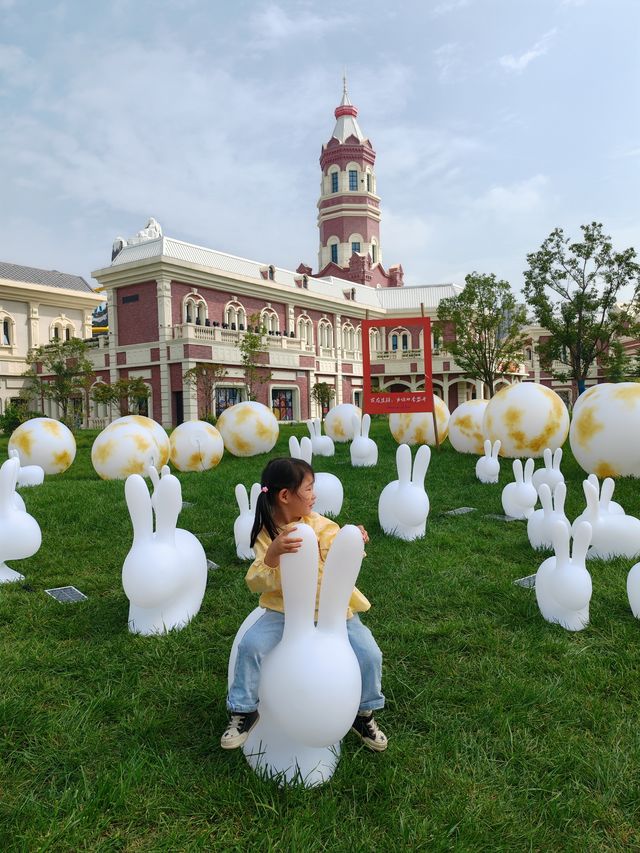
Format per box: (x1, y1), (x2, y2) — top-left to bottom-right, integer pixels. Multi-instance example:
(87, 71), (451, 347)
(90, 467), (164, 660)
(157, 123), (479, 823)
(23, 338), (95, 426)
(239, 313), (271, 401)
(523, 222), (640, 398)
(436, 272), (527, 397)
(310, 381), (335, 415)
(91, 377), (151, 418)
(183, 363), (227, 419)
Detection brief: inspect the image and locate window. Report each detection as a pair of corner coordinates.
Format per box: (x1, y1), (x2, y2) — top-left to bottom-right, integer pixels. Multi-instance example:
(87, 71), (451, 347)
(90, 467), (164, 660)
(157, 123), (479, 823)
(122, 294), (139, 304)
(331, 244), (338, 264)
(331, 172), (338, 193)
(2, 319), (10, 346)
(318, 320), (333, 348)
(261, 308), (279, 334)
(65, 328), (71, 341)
(349, 170), (358, 191)
(268, 265), (275, 281)
(371, 244), (377, 263)
(351, 242), (361, 254)
(53, 327), (60, 340)
(402, 334), (409, 351)
(366, 173), (372, 192)
(391, 334), (398, 351)
(215, 386), (243, 416)
(272, 388), (295, 421)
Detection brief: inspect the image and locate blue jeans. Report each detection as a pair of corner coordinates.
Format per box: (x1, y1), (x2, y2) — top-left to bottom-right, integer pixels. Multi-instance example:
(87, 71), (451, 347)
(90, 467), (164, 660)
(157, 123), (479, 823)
(227, 610), (385, 714)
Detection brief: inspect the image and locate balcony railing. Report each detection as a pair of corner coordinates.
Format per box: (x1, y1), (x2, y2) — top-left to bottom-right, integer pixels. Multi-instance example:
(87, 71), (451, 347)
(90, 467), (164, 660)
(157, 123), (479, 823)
(373, 348), (423, 360)
(171, 324), (314, 352)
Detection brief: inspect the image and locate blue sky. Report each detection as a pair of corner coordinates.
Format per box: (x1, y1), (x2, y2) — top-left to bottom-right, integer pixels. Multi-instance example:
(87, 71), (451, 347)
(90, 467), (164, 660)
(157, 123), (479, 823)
(1, 0), (638, 297)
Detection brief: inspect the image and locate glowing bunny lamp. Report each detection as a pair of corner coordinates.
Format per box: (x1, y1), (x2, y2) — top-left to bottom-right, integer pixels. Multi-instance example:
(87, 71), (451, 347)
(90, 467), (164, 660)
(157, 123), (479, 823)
(306, 419), (335, 457)
(122, 469), (207, 634)
(483, 383), (569, 458)
(289, 436), (343, 517)
(8, 448), (44, 487)
(169, 420), (224, 472)
(229, 523), (365, 786)
(350, 414), (378, 467)
(531, 448), (565, 496)
(527, 483), (570, 551)
(501, 459), (537, 520)
(378, 444), (431, 541)
(234, 482), (261, 561)
(475, 439), (501, 484)
(448, 399), (489, 454)
(216, 401), (279, 457)
(323, 404), (361, 442)
(0, 457), (42, 583)
(9, 417), (76, 475)
(535, 520), (593, 631)
(573, 480), (640, 560)
(627, 561), (640, 619)
(389, 398), (450, 447)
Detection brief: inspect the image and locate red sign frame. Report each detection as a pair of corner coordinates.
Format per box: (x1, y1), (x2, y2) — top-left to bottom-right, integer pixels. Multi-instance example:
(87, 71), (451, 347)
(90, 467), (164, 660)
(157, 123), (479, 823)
(362, 316), (435, 414)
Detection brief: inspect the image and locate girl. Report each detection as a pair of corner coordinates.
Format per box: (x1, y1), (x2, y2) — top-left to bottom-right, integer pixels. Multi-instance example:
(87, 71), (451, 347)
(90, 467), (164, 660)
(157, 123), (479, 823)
(222, 457), (387, 752)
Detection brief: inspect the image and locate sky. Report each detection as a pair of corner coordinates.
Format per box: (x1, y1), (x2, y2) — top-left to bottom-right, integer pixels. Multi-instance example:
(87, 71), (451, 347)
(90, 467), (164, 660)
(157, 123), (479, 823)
(1, 0), (639, 298)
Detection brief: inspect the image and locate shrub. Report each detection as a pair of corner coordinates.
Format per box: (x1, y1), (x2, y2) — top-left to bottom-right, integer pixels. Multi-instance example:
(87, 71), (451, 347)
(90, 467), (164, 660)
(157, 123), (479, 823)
(0, 403), (45, 435)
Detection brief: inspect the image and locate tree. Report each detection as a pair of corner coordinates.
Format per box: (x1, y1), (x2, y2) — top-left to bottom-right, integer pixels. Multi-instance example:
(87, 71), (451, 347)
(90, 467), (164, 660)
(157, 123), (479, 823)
(183, 363), (227, 419)
(523, 222), (640, 398)
(310, 381), (335, 416)
(23, 338), (95, 425)
(436, 272), (527, 397)
(239, 313), (271, 401)
(91, 377), (151, 418)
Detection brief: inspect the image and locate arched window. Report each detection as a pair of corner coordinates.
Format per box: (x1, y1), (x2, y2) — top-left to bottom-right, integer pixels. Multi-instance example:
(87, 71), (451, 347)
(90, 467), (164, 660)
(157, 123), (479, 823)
(50, 315), (75, 342)
(342, 321), (355, 351)
(348, 233), (364, 256)
(355, 325), (362, 352)
(370, 238), (378, 264)
(297, 314), (313, 345)
(0, 312), (15, 347)
(318, 319), (333, 348)
(184, 294), (207, 325)
(268, 265), (275, 281)
(369, 327), (380, 352)
(526, 347), (533, 362)
(261, 307), (279, 334)
(390, 326), (410, 352)
(327, 238), (339, 266)
(224, 300), (246, 330)
(329, 168), (339, 194)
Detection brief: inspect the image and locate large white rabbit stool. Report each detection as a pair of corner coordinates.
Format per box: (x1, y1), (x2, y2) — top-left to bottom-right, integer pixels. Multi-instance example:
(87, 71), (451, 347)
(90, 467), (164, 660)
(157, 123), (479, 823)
(228, 523), (365, 786)
(350, 413), (378, 468)
(9, 448), (45, 488)
(378, 444), (431, 542)
(573, 475), (624, 523)
(289, 436), (343, 517)
(531, 447), (564, 496)
(0, 457), (42, 583)
(573, 480), (640, 560)
(306, 419), (334, 457)
(627, 561), (640, 619)
(535, 520), (592, 631)
(122, 471), (207, 635)
(527, 482), (570, 551)
(475, 439), (501, 484)
(234, 482), (261, 560)
(501, 458), (537, 520)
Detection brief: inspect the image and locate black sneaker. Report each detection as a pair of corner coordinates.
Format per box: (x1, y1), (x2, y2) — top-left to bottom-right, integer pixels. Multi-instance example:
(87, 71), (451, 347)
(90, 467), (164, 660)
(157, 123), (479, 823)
(351, 711), (388, 752)
(220, 710), (259, 750)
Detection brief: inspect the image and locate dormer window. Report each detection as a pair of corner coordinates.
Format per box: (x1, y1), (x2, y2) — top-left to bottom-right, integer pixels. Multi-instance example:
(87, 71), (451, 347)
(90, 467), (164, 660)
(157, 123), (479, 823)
(349, 170), (358, 191)
(302, 276), (308, 289)
(268, 265), (275, 281)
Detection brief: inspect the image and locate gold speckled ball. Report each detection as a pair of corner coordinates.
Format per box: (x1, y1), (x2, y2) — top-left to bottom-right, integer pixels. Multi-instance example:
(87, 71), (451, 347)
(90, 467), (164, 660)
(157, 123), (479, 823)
(483, 382), (569, 458)
(448, 399), (489, 454)
(216, 401), (279, 457)
(91, 418), (168, 480)
(324, 403), (362, 442)
(108, 415), (170, 468)
(389, 398), (450, 446)
(9, 417), (76, 474)
(169, 420), (224, 472)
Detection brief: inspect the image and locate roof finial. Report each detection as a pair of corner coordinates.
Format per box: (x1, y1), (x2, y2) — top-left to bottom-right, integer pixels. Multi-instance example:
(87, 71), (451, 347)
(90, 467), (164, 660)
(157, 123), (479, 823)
(343, 69), (348, 98)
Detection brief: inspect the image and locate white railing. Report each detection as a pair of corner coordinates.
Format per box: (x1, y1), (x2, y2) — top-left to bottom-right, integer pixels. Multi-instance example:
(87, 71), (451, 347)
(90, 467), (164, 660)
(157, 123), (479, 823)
(373, 348), (423, 360)
(171, 324), (315, 353)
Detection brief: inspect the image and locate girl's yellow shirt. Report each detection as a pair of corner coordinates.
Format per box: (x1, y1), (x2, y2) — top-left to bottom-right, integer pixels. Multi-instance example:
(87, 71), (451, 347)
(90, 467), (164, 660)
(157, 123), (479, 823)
(245, 511), (371, 620)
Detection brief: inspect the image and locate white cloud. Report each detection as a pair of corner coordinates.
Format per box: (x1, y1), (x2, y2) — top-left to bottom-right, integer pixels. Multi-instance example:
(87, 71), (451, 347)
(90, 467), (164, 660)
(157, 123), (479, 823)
(473, 174), (550, 217)
(0, 42), (35, 89)
(247, 3), (345, 49)
(499, 28), (557, 73)
(433, 43), (462, 82)
(430, 0), (471, 17)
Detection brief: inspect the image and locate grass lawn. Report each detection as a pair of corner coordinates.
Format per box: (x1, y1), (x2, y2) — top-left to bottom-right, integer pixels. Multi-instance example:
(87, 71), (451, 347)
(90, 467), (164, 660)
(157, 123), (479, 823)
(2, 419), (640, 851)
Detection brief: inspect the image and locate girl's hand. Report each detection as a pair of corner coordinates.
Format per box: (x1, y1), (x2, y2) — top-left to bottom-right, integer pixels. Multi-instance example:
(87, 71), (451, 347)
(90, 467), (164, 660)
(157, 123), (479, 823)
(265, 527), (303, 566)
(357, 525), (369, 544)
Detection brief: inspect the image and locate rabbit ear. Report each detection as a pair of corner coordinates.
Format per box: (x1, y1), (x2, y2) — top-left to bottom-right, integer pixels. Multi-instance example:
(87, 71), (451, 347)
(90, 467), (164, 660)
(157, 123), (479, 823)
(300, 436), (313, 464)
(361, 414), (371, 438)
(314, 418), (322, 435)
(523, 458), (535, 482)
(512, 459), (523, 484)
(288, 436), (301, 459)
(317, 525), (364, 633)
(148, 465), (159, 490)
(306, 419), (315, 438)
(235, 483), (249, 514)
(492, 440), (501, 459)
(351, 413), (361, 438)
(396, 444), (412, 484)
(0, 457), (19, 510)
(553, 481), (567, 513)
(280, 523), (320, 640)
(161, 465), (170, 478)
(249, 482), (261, 511)
(553, 448), (563, 470)
(600, 477), (615, 508)
(587, 473), (599, 494)
(543, 447), (552, 469)
(538, 483), (552, 514)
(571, 520), (592, 565)
(8, 448), (19, 462)
(125, 473), (153, 543)
(552, 519), (571, 566)
(154, 471), (182, 544)
(411, 444), (431, 486)
(483, 439), (491, 458)
(582, 480), (599, 516)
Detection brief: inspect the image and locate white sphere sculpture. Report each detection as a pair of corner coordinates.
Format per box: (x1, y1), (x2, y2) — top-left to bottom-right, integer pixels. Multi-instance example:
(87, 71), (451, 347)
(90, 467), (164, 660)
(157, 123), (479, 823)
(216, 401), (279, 457)
(389, 397), (450, 446)
(324, 404), (361, 442)
(448, 399), (488, 454)
(169, 420), (224, 472)
(9, 417), (76, 475)
(483, 383), (569, 458)
(569, 383), (640, 478)
(92, 419), (167, 480)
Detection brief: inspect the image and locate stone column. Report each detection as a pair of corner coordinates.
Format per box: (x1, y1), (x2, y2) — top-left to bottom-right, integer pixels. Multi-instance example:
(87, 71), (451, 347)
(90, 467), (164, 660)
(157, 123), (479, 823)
(28, 302), (39, 349)
(106, 289), (118, 384)
(335, 313), (343, 405)
(82, 309), (93, 340)
(156, 276), (173, 428)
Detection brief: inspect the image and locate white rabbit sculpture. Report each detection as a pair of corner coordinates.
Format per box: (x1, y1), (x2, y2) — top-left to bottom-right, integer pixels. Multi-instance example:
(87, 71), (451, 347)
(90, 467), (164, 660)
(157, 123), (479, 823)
(572, 475), (625, 522)
(306, 419), (335, 457)
(475, 439), (501, 484)
(234, 482), (261, 561)
(289, 436), (343, 517)
(573, 480), (640, 560)
(349, 413), (378, 468)
(535, 520), (592, 631)
(527, 482), (570, 551)
(501, 458), (537, 520)
(0, 457), (42, 583)
(9, 448), (45, 488)
(627, 561), (640, 619)
(150, 466), (210, 569)
(531, 447), (564, 495)
(378, 444), (431, 541)
(228, 522), (365, 786)
(122, 470), (207, 635)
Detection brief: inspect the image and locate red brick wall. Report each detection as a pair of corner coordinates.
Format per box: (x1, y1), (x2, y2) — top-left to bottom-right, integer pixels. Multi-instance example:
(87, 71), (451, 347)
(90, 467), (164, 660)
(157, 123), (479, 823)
(171, 281), (288, 330)
(117, 281), (159, 345)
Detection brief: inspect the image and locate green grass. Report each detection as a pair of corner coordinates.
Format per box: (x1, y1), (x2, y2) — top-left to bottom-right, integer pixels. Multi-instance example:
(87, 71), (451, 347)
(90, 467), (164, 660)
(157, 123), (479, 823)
(2, 421), (640, 851)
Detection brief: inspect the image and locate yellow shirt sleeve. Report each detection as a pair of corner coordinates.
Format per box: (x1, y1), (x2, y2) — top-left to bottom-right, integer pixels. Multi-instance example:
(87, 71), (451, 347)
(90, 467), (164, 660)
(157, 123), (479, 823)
(245, 527), (280, 594)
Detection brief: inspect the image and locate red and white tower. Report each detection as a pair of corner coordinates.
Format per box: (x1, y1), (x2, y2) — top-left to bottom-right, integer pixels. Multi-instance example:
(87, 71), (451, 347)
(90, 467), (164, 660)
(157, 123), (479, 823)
(315, 80), (403, 288)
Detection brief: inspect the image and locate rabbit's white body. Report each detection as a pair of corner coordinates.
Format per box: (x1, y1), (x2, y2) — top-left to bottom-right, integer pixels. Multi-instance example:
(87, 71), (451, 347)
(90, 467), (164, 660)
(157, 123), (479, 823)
(0, 457), (42, 583)
(234, 482), (261, 560)
(535, 520), (592, 631)
(349, 414), (378, 468)
(122, 468), (207, 635)
(573, 480), (640, 560)
(475, 439), (501, 484)
(627, 562), (640, 619)
(527, 483), (570, 550)
(573, 475), (624, 524)
(531, 447), (564, 496)
(378, 444), (431, 541)
(9, 448), (45, 488)
(228, 522), (364, 786)
(306, 419), (334, 457)
(501, 458), (537, 519)
(289, 436), (343, 517)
